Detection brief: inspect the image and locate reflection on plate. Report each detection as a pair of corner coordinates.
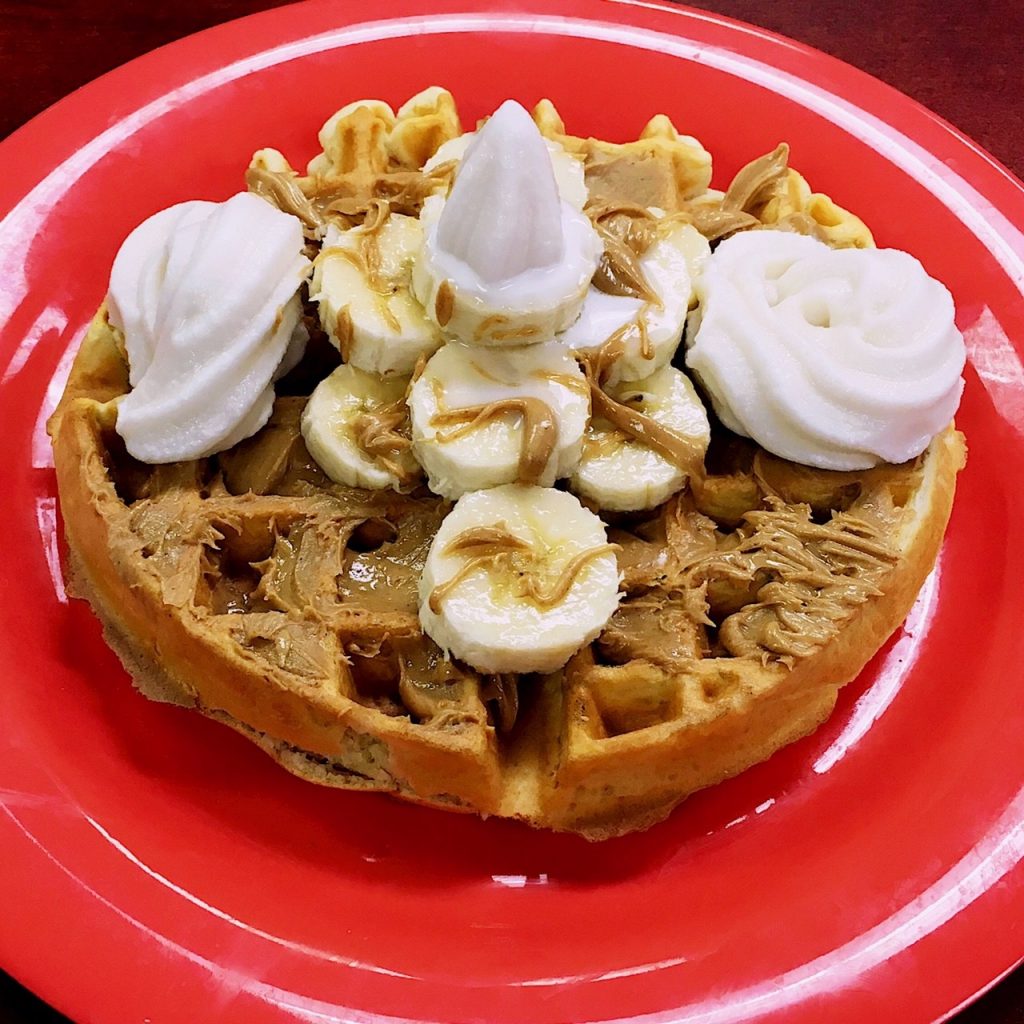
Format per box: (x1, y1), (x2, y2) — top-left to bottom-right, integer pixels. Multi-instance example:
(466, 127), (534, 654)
(0, 3), (1022, 1023)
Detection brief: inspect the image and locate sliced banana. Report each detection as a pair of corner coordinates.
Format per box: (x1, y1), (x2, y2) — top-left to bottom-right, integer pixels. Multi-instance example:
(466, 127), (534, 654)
(423, 132), (588, 209)
(408, 341), (589, 499)
(419, 484), (621, 674)
(571, 365), (710, 512)
(301, 364), (419, 490)
(311, 212), (443, 377)
(559, 219), (710, 384)
(412, 101), (601, 347)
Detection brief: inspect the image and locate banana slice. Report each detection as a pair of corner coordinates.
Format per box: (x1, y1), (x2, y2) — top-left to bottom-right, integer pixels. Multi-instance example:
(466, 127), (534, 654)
(301, 364), (419, 490)
(412, 100), (601, 347)
(408, 341), (589, 499)
(419, 484), (621, 674)
(559, 219), (710, 384)
(423, 131), (588, 210)
(312, 211), (443, 377)
(571, 365), (710, 512)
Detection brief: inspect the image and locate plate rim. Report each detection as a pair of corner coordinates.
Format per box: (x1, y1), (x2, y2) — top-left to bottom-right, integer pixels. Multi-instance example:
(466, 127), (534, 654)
(1, 2), (1022, 1023)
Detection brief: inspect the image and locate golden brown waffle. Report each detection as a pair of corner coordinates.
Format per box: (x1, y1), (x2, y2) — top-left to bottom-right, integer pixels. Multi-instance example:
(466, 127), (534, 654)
(48, 91), (965, 839)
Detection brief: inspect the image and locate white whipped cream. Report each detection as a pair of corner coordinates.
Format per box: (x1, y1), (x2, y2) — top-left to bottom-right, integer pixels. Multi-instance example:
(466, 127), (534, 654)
(412, 100), (600, 346)
(685, 231), (965, 469)
(108, 192), (312, 463)
(423, 131), (588, 210)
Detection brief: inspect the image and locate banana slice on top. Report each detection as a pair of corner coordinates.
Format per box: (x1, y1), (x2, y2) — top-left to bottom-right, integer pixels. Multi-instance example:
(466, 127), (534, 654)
(408, 341), (589, 499)
(419, 484), (621, 674)
(571, 365), (710, 512)
(312, 210), (443, 377)
(301, 363), (420, 490)
(559, 218), (710, 384)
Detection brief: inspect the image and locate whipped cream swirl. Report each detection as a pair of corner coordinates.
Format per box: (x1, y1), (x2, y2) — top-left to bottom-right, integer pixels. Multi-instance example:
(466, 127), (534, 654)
(108, 192), (311, 463)
(413, 100), (600, 346)
(685, 231), (965, 469)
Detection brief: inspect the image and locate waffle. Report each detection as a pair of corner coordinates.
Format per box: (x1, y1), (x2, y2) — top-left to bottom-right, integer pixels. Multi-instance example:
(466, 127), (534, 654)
(48, 91), (966, 839)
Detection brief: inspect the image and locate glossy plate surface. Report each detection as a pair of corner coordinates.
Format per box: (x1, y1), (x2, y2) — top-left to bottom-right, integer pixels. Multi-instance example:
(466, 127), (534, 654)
(1, 2), (1023, 1021)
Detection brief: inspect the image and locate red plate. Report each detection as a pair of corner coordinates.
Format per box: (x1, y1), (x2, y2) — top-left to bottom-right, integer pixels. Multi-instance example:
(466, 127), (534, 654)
(1, 2), (1023, 1021)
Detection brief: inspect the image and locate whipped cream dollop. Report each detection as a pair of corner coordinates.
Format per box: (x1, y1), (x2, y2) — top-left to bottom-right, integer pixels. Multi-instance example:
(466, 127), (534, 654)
(423, 129), (589, 210)
(412, 100), (600, 346)
(685, 231), (965, 469)
(108, 192), (311, 463)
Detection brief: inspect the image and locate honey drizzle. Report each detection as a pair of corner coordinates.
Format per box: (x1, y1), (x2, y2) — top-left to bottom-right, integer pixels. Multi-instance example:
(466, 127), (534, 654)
(530, 369), (591, 397)
(520, 544), (619, 608)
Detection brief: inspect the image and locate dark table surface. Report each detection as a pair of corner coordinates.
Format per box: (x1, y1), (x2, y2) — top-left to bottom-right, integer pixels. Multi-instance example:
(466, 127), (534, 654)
(1, 1), (1022, 1021)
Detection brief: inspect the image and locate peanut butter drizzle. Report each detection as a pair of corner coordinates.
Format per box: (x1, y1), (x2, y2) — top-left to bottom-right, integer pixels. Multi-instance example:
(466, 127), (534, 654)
(428, 523), (617, 615)
(359, 201), (402, 334)
(246, 166), (324, 233)
(317, 201), (403, 333)
(722, 143), (791, 213)
(581, 359), (704, 476)
(773, 211), (829, 243)
(683, 206), (761, 243)
(352, 397), (417, 487)
(248, 161), (452, 230)
(520, 544), (619, 608)
(470, 314), (542, 344)
(586, 199), (664, 304)
(678, 143), (817, 244)
(427, 525), (532, 614)
(334, 305), (355, 362)
(430, 397), (558, 485)
(583, 314), (654, 379)
(434, 279), (455, 327)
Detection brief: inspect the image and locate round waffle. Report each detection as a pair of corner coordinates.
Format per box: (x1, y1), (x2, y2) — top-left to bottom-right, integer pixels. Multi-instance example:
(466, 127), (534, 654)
(48, 92), (966, 839)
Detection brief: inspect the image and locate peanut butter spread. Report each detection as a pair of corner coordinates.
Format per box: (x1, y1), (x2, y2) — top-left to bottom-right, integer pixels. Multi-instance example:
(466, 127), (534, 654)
(684, 498), (898, 664)
(428, 523), (617, 614)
